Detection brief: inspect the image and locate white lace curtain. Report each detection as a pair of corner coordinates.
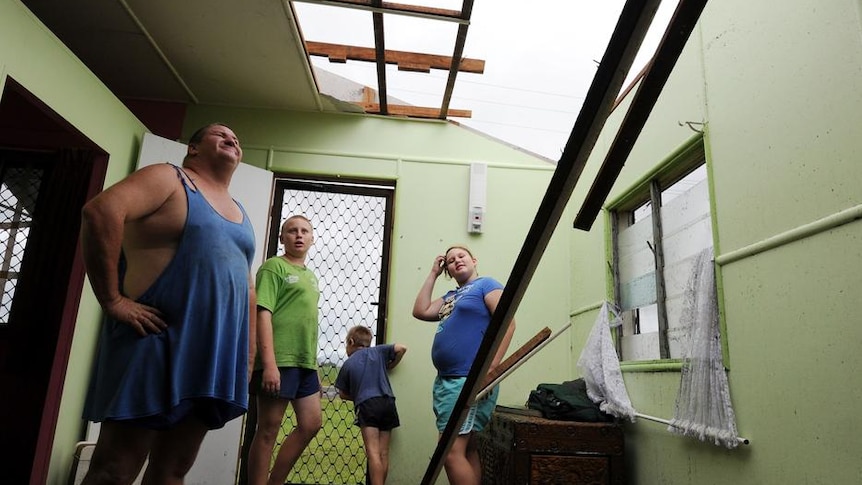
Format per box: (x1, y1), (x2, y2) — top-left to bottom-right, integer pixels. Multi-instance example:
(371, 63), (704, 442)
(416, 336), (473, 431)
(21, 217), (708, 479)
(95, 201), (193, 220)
(668, 247), (740, 449)
(576, 301), (636, 422)
(577, 248), (741, 448)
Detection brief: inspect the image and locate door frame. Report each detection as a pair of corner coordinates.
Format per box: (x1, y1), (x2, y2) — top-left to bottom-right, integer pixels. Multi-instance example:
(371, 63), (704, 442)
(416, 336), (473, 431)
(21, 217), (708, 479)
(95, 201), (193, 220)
(0, 77), (108, 484)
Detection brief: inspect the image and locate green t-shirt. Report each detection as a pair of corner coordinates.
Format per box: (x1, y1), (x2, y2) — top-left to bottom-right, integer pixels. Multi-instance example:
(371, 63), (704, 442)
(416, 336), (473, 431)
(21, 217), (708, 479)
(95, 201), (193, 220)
(255, 256), (320, 370)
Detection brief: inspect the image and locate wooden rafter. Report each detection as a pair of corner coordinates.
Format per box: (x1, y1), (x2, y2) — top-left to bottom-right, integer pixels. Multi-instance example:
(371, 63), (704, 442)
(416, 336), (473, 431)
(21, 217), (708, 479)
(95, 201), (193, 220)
(438, 0), (473, 119)
(305, 41), (485, 74)
(361, 102), (471, 119)
(355, 87), (471, 119)
(292, 0), (466, 23)
(300, 0), (480, 120)
(371, 0), (388, 115)
(573, 0), (709, 230)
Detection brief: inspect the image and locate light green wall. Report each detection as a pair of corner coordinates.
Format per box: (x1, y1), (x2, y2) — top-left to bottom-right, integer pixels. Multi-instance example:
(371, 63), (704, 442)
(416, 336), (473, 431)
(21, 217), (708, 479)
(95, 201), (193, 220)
(568, 0), (862, 483)
(183, 105), (553, 170)
(184, 105), (572, 484)
(1, 1), (150, 483)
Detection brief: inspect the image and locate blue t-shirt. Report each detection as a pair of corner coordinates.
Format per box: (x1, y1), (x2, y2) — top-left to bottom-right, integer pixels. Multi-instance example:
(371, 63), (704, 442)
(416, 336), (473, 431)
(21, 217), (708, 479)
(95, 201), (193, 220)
(335, 344), (397, 406)
(431, 276), (503, 377)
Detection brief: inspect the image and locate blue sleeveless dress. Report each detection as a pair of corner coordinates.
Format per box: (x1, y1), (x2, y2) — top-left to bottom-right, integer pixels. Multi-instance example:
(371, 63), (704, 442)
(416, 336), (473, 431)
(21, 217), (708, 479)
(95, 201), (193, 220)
(83, 164), (255, 429)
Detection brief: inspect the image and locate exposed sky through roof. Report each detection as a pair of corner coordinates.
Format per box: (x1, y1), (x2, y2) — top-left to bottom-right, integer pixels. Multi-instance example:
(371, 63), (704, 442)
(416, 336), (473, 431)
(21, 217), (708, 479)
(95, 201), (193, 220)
(294, 1), (678, 160)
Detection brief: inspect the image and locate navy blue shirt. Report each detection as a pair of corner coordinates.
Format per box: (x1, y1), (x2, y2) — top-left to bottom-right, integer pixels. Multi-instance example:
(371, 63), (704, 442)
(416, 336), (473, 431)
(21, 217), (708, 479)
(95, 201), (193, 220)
(335, 344), (397, 406)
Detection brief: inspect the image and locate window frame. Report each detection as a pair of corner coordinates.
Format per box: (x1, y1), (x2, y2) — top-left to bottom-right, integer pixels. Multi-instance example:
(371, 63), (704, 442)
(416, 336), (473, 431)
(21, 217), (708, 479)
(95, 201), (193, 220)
(604, 136), (726, 371)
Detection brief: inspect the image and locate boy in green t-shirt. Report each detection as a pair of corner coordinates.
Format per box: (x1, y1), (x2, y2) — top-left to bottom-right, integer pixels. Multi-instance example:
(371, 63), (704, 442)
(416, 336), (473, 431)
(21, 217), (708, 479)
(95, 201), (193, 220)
(246, 215), (321, 485)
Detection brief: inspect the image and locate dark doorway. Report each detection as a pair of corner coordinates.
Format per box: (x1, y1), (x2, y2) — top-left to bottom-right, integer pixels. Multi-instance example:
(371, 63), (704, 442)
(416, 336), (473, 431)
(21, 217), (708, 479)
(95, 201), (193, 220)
(0, 79), (107, 484)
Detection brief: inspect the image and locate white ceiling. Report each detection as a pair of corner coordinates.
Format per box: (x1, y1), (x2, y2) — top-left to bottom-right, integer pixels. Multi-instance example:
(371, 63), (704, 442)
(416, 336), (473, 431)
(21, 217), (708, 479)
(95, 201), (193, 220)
(22, 0), (324, 112)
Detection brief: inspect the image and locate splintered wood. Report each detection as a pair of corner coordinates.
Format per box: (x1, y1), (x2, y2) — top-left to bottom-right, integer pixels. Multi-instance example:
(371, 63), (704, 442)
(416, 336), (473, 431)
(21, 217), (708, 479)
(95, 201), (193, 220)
(485, 326), (552, 386)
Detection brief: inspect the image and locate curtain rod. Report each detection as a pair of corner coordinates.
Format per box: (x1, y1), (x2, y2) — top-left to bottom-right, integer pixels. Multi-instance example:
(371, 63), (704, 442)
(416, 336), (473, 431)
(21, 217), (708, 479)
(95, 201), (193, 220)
(635, 412), (750, 445)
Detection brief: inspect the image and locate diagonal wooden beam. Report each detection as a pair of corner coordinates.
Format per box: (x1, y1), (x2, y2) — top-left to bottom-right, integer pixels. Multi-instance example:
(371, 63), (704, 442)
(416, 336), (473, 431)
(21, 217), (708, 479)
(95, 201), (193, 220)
(482, 326), (552, 387)
(371, 0), (388, 115)
(420, 0), (666, 483)
(305, 41), (485, 74)
(438, 0), (474, 119)
(573, 0), (710, 231)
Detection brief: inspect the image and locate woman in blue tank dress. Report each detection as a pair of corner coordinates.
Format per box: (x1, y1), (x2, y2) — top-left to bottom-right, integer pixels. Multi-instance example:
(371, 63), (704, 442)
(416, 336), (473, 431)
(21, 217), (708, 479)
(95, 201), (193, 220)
(412, 245), (516, 485)
(80, 123), (256, 484)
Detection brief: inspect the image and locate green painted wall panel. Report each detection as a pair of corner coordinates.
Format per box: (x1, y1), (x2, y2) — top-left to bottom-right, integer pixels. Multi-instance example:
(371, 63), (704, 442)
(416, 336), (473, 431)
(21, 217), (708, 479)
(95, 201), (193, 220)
(268, 150), (399, 180)
(182, 105), (554, 168)
(719, 224), (862, 484)
(702, 0), (862, 253)
(568, 0), (862, 484)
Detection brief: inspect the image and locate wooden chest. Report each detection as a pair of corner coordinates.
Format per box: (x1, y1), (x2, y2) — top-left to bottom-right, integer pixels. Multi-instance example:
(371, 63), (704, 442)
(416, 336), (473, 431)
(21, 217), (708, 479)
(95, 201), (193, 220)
(477, 408), (625, 485)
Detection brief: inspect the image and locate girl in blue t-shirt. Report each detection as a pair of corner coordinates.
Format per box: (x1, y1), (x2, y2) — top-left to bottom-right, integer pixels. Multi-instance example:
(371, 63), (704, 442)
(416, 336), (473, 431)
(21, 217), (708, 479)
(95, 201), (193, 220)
(412, 245), (516, 485)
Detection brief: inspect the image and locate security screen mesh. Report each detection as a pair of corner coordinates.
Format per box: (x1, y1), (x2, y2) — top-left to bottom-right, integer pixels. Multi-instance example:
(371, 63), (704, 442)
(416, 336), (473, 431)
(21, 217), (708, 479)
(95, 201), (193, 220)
(270, 178), (393, 485)
(0, 165), (42, 326)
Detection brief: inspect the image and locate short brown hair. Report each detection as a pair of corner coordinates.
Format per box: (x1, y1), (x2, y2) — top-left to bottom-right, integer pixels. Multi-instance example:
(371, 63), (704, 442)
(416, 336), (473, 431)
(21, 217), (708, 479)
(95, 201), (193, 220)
(187, 122), (231, 145)
(183, 123), (233, 164)
(346, 325), (373, 347)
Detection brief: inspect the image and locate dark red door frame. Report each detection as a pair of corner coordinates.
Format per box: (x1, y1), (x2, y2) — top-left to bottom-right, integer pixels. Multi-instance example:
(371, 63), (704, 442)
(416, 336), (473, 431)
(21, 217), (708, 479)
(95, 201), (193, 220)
(0, 78), (109, 485)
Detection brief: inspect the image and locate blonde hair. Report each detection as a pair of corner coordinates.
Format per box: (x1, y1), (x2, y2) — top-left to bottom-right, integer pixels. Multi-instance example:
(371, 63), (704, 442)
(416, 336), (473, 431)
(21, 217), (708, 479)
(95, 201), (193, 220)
(346, 325), (373, 347)
(281, 215), (313, 233)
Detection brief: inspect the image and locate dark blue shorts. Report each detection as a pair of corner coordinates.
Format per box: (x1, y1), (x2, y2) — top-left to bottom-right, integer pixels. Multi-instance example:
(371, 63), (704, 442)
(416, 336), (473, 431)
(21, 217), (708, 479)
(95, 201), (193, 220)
(109, 397), (244, 430)
(355, 396), (400, 431)
(249, 367), (320, 399)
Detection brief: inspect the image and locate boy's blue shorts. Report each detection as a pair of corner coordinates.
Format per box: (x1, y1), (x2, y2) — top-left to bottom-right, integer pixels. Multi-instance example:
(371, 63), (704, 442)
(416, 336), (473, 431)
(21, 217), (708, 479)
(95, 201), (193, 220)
(249, 367), (320, 399)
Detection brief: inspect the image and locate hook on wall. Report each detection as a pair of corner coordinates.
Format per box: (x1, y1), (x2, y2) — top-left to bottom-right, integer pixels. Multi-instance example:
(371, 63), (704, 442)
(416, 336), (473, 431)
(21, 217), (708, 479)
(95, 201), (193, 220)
(678, 120), (705, 133)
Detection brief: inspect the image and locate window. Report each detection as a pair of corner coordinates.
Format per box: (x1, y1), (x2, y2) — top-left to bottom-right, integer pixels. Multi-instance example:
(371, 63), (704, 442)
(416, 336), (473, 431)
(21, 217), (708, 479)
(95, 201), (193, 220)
(0, 164), (43, 326)
(609, 142), (713, 361)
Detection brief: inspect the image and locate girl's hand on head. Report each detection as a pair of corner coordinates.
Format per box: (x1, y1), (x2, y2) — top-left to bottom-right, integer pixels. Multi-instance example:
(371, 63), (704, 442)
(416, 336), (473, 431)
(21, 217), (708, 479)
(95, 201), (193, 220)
(432, 255), (446, 276)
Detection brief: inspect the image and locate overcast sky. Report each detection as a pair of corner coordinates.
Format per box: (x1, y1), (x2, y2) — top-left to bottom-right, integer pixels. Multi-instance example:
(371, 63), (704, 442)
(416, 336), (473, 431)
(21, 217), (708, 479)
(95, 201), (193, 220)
(294, 1), (678, 160)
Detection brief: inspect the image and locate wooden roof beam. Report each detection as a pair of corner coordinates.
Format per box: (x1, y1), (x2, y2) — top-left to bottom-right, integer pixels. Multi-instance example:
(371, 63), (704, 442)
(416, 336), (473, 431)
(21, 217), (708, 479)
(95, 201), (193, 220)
(358, 102), (471, 119)
(438, 0), (473, 119)
(292, 0), (467, 24)
(573, 0), (709, 230)
(371, 0), (388, 115)
(306, 41), (485, 74)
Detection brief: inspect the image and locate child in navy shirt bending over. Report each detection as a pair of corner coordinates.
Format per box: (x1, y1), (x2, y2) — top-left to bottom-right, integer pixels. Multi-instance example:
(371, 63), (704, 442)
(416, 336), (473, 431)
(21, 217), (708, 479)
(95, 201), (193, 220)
(335, 325), (407, 485)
